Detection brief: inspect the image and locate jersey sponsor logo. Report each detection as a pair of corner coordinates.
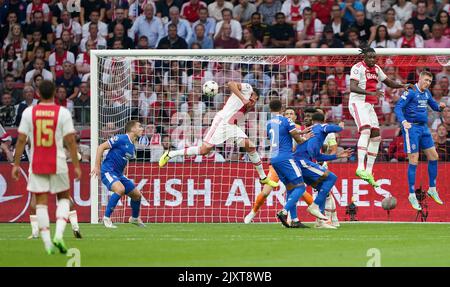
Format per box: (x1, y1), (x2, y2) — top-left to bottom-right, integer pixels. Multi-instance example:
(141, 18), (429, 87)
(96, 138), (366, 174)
(418, 99), (428, 108)
(366, 73), (378, 80)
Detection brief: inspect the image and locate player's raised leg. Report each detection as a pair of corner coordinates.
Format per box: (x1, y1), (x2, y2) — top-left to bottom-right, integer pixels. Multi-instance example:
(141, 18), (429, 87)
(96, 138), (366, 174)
(160, 143), (211, 167)
(242, 138), (278, 188)
(423, 147), (443, 204)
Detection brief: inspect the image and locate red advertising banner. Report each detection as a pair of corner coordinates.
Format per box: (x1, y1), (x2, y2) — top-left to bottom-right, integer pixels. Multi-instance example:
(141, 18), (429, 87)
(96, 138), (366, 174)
(0, 162), (449, 222)
(0, 163), (91, 223)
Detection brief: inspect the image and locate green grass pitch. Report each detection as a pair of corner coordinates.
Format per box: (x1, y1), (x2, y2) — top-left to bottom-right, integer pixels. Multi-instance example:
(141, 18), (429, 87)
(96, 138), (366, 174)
(1, 223), (449, 267)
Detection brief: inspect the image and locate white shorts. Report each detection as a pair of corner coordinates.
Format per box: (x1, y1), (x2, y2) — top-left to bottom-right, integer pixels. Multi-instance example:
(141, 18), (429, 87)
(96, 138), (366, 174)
(28, 172), (70, 194)
(203, 115), (248, 146)
(349, 101), (379, 131)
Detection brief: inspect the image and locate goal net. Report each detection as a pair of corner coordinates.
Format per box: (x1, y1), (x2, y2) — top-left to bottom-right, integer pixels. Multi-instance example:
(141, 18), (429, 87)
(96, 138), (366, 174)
(90, 49), (450, 224)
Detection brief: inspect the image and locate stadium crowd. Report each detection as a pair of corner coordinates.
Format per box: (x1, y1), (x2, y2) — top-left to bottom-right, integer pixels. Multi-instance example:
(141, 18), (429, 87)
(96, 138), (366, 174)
(0, 0), (449, 163)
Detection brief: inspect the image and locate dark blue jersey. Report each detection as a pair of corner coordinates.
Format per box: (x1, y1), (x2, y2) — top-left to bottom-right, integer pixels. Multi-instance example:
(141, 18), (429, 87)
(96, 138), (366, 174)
(267, 114), (297, 164)
(394, 84), (440, 125)
(101, 134), (136, 175)
(294, 123), (342, 162)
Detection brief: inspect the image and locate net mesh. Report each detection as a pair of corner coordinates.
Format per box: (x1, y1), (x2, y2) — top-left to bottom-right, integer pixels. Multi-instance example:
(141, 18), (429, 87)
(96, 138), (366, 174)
(94, 52), (450, 223)
(96, 54), (289, 223)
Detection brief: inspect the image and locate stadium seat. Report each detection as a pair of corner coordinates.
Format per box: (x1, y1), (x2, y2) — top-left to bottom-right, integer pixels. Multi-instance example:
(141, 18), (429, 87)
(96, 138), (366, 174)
(381, 127), (398, 147)
(5, 128), (18, 139)
(80, 128), (91, 139)
(381, 127), (398, 140)
(339, 128), (357, 147)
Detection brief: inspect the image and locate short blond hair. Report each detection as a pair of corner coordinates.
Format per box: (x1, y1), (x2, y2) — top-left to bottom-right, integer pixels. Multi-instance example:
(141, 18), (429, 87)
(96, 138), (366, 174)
(420, 71), (433, 79)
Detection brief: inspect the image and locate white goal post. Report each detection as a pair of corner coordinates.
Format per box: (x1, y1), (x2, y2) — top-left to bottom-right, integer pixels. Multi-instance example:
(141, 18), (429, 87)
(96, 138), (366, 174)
(90, 48), (450, 224)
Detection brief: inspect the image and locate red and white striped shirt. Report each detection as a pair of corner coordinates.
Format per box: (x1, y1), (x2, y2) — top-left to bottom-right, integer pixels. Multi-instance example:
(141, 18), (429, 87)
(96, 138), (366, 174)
(349, 61), (387, 104)
(18, 104), (75, 174)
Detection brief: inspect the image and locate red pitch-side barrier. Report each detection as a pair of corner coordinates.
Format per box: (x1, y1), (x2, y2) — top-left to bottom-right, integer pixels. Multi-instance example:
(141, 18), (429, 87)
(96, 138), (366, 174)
(0, 162), (449, 222)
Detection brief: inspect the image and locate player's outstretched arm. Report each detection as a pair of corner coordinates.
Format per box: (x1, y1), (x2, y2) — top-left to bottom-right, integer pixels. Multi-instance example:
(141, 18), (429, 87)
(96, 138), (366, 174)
(324, 124), (343, 134)
(428, 95), (446, 112)
(227, 81), (249, 105)
(290, 129), (313, 144)
(90, 141), (111, 178)
(11, 133), (27, 181)
(383, 78), (413, 90)
(64, 133), (82, 181)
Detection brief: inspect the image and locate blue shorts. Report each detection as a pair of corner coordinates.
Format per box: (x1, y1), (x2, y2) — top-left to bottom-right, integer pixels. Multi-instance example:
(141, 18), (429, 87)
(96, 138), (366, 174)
(101, 170), (135, 194)
(296, 159), (327, 186)
(271, 159), (304, 186)
(402, 124), (434, 154)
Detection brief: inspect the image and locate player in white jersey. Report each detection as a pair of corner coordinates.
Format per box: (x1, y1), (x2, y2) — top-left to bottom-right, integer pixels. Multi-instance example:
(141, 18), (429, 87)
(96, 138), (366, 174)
(12, 80), (81, 255)
(349, 47), (413, 187)
(159, 81), (278, 188)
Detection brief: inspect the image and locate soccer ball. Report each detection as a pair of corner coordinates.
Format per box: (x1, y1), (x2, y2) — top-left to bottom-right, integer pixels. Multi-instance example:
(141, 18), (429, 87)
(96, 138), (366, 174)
(381, 196), (397, 210)
(202, 80), (219, 97)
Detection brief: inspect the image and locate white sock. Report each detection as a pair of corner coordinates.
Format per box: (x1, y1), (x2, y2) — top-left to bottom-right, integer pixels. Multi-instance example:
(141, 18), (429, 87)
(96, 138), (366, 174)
(68, 210), (79, 232)
(36, 204), (52, 249)
(325, 196), (333, 217)
(248, 151), (266, 179)
(330, 194), (336, 210)
(169, 146), (200, 158)
(366, 136), (381, 174)
(429, 187), (436, 192)
(55, 198), (70, 240)
(30, 215), (39, 237)
(357, 130), (371, 170)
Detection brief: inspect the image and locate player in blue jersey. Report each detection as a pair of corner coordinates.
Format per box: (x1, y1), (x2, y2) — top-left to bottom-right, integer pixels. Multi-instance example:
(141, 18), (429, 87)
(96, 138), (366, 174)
(91, 120), (145, 228)
(294, 112), (353, 229)
(267, 99), (327, 228)
(394, 71), (446, 211)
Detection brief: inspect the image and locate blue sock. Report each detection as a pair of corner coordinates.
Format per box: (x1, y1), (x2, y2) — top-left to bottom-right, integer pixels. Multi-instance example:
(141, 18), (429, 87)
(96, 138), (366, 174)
(130, 198), (141, 218)
(428, 160), (437, 188)
(408, 164), (417, 194)
(105, 193), (122, 218)
(284, 185), (305, 213)
(287, 202), (298, 221)
(314, 173), (337, 213)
